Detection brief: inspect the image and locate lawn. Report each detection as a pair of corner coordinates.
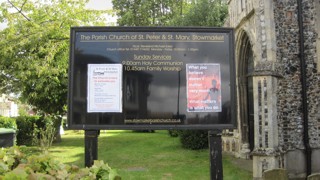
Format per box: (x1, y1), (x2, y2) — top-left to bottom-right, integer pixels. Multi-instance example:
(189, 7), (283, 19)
(50, 130), (252, 180)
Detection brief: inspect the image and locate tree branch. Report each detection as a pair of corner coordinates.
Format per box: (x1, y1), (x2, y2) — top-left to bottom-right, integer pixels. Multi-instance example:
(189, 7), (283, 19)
(8, 0), (31, 21)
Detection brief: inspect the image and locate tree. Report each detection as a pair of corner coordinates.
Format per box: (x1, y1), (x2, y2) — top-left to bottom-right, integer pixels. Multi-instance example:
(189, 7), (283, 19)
(112, 0), (183, 26)
(0, 0), (107, 114)
(0, 0), (108, 140)
(169, 0), (228, 27)
(113, 0), (228, 27)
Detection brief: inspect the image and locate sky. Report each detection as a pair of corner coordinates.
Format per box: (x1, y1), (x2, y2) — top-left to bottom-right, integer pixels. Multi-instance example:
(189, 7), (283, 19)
(86, 0), (113, 10)
(0, 0), (115, 29)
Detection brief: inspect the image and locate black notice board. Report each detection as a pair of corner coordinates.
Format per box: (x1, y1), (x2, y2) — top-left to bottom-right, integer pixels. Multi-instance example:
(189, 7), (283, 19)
(68, 27), (236, 130)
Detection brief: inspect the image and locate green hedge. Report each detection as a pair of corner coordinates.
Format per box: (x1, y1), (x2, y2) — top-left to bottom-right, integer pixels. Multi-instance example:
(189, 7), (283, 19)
(168, 130), (180, 137)
(0, 116), (16, 129)
(0, 116), (55, 146)
(179, 130), (208, 150)
(15, 116), (50, 146)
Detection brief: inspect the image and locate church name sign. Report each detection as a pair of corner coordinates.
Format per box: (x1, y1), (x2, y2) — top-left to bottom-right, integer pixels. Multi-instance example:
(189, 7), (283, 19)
(68, 27), (236, 130)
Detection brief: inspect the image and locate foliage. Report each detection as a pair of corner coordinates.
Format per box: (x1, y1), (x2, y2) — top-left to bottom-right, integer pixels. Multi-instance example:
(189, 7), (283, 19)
(0, 146), (121, 179)
(167, 129), (180, 137)
(89, 160), (121, 180)
(32, 118), (56, 152)
(0, 0), (107, 116)
(169, 0), (228, 27)
(179, 130), (208, 150)
(17, 104), (32, 117)
(16, 116), (55, 148)
(113, 0), (227, 27)
(15, 116), (40, 146)
(15, 115), (61, 147)
(0, 116), (16, 129)
(46, 115), (63, 143)
(112, 0), (183, 26)
(0, 147), (26, 179)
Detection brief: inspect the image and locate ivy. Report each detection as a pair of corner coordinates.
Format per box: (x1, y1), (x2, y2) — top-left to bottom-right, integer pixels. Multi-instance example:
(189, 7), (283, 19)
(0, 147), (121, 179)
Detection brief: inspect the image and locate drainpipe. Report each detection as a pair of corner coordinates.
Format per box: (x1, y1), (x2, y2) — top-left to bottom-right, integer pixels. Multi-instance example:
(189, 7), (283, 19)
(297, 0), (311, 176)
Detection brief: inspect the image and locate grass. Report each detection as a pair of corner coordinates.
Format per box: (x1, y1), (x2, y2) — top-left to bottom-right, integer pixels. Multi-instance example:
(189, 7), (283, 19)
(50, 130), (252, 180)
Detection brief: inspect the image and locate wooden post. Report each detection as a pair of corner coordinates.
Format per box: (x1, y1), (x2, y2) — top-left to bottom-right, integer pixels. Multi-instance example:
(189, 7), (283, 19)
(85, 130), (99, 167)
(209, 130), (223, 180)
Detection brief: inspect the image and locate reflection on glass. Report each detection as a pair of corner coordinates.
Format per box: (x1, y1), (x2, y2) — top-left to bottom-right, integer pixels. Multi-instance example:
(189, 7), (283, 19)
(69, 30), (234, 128)
(126, 77), (137, 103)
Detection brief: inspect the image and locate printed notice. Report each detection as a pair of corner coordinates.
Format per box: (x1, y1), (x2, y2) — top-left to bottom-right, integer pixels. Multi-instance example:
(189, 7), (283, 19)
(186, 63), (221, 112)
(87, 64), (122, 112)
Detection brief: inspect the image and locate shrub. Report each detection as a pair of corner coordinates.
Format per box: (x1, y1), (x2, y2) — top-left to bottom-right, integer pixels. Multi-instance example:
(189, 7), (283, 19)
(0, 117), (16, 129)
(168, 130), (180, 137)
(179, 130), (209, 150)
(32, 119), (56, 152)
(0, 146), (121, 179)
(15, 116), (52, 146)
(15, 116), (40, 146)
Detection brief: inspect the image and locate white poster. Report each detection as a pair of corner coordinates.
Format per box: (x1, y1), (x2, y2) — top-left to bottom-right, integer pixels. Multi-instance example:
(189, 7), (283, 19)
(87, 64), (122, 112)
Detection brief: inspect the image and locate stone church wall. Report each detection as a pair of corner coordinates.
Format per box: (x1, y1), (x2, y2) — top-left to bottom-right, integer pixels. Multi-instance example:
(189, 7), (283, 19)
(226, 0), (320, 178)
(273, 0), (320, 176)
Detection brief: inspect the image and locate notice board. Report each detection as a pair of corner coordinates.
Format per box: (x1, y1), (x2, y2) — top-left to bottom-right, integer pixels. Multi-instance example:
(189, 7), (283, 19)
(68, 27), (236, 130)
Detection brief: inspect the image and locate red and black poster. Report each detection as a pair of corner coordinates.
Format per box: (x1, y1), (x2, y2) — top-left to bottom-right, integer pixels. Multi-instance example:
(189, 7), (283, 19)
(187, 64), (221, 112)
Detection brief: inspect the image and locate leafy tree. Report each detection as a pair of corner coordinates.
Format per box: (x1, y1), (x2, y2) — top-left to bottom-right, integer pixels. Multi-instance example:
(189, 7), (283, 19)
(0, 0), (106, 114)
(113, 0), (227, 27)
(0, 0), (107, 140)
(112, 0), (183, 26)
(169, 0), (228, 27)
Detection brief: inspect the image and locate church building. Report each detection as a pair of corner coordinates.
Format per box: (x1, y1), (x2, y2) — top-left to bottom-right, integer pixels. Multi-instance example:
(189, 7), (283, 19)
(223, 0), (320, 179)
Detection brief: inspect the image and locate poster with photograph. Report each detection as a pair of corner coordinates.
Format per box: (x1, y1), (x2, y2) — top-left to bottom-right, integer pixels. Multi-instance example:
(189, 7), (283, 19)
(87, 64), (122, 112)
(186, 63), (222, 112)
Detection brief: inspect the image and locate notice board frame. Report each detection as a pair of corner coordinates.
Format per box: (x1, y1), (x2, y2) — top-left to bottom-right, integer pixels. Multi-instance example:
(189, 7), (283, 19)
(68, 26), (236, 130)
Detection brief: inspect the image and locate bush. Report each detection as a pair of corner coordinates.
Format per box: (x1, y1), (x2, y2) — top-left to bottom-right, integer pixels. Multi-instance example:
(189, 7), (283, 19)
(0, 146), (121, 180)
(168, 130), (180, 137)
(15, 116), (51, 146)
(32, 119), (56, 152)
(179, 130), (209, 150)
(15, 116), (39, 146)
(0, 116), (16, 129)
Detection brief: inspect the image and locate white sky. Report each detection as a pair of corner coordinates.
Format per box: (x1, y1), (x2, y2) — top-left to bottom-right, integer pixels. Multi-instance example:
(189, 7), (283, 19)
(0, 0), (115, 29)
(86, 0), (113, 10)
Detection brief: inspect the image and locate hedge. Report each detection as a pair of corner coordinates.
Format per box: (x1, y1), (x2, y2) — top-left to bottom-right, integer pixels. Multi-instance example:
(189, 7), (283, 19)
(179, 130), (209, 150)
(15, 116), (52, 146)
(0, 116), (16, 129)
